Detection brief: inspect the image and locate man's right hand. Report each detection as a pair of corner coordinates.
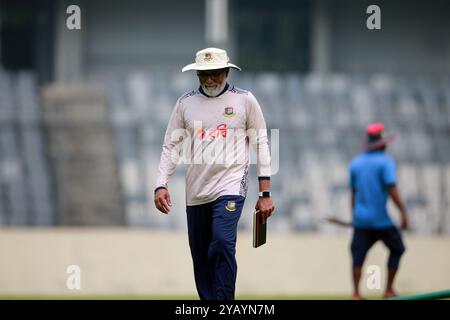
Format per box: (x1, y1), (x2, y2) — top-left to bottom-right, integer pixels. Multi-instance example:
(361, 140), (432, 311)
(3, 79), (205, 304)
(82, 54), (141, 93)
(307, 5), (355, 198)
(154, 188), (172, 214)
(400, 212), (409, 230)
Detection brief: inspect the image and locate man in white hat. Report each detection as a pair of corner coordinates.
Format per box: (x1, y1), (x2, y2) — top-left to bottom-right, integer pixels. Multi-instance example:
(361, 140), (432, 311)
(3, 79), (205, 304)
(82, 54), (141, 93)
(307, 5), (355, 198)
(154, 48), (274, 300)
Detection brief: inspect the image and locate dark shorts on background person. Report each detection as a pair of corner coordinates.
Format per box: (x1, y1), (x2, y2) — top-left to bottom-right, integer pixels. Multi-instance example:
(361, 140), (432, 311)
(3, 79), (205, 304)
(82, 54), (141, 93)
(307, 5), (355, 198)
(186, 195), (245, 300)
(351, 226), (406, 269)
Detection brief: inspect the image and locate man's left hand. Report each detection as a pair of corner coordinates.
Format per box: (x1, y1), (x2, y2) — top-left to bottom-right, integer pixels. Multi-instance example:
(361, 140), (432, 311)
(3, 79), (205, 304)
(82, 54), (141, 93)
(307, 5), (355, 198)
(255, 197), (275, 224)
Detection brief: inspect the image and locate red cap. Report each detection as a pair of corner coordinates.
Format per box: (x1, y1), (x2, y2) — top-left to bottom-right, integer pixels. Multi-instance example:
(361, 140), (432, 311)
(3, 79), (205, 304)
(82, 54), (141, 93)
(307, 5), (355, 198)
(362, 122), (395, 150)
(366, 123), (385, 135)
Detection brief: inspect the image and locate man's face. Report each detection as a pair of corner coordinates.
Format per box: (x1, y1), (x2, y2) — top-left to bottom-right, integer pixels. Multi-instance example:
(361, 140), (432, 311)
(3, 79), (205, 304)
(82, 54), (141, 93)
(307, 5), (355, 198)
(197, 68), (229, 96)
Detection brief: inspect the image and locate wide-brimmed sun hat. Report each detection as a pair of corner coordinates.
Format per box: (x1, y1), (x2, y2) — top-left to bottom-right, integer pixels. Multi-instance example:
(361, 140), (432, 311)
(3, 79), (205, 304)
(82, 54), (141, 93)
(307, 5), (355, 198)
(181, 47), (241, 72)
(363, 122), (395, 150)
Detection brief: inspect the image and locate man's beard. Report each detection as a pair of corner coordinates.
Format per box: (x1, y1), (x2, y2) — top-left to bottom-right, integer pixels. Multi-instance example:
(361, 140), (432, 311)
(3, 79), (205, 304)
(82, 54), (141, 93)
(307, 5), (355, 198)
(201, 79), (227, 97)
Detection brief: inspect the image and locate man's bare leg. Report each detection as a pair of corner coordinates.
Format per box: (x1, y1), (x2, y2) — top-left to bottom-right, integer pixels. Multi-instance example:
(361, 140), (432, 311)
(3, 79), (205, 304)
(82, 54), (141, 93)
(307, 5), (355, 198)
(383, 267), (399, 298)
(352, 267), (364, 300)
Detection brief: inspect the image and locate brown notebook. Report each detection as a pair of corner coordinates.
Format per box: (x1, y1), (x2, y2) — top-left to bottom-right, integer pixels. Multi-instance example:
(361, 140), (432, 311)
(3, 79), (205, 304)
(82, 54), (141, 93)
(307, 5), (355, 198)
(253, 210), (267, 248)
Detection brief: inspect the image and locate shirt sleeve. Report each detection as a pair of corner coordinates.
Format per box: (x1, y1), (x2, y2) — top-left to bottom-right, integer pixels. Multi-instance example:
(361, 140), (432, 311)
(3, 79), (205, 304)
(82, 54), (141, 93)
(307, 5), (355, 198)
(246, 92), (271, 178)
(155, 100), (185, 189)
(382, 157), (397, 186)
(349, 163), (356, 189)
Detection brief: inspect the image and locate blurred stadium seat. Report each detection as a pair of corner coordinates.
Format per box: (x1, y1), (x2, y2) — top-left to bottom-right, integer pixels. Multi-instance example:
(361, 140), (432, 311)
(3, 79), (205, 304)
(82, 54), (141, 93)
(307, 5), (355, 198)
(1, 70), (449, 235)
(0, 72), (54, 226)
(103, 72), (450, 234)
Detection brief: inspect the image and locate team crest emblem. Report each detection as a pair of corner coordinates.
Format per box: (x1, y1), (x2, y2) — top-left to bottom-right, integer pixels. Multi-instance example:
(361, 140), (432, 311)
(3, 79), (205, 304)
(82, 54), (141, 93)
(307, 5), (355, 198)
(225, 200), (236, 212)
(204, 53), (213, 61)
(223, 107), (235, 118)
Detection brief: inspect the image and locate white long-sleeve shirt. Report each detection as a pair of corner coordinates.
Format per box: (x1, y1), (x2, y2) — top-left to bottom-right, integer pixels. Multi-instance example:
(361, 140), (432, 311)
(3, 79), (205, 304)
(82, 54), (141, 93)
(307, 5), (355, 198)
(155, 84), (271, 206)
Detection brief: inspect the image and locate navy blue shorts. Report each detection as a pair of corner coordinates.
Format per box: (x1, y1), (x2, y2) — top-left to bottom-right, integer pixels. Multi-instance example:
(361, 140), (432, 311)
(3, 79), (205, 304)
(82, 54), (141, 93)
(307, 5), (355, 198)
(351, 227), (406, 269)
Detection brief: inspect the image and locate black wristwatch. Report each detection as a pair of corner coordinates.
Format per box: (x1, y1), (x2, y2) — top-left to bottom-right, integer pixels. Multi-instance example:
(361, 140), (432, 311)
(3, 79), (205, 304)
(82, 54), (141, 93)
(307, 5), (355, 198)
(259, 191), (271, 198)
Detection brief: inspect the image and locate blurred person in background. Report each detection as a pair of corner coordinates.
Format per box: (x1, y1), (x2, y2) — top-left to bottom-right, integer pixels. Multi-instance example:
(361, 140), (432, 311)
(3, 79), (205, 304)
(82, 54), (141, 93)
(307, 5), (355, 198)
(349, 122), (408, 300)
(154, 48), (274, 300)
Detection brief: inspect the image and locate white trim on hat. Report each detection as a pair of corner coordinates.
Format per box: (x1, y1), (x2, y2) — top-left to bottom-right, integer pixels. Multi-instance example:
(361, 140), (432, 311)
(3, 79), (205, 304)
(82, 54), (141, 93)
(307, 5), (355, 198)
(181, 47), (241, 72)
